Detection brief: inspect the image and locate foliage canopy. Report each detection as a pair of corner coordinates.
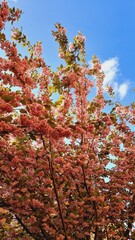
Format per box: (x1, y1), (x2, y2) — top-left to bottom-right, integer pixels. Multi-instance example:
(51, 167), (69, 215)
(0, 1), (135, 239)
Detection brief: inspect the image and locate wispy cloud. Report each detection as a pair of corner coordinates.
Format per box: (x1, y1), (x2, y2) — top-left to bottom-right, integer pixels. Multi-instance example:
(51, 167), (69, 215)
(101, 57), (119, 86)
(118, 82), (129, 100)
(101, 57), (129, 100)
(9, 0), (18, 2)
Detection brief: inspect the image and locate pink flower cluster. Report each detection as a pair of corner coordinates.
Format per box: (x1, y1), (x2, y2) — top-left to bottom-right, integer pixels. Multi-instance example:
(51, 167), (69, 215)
(0, 1), (9, 30)
(76, 34), (86, 43)
(33, 43), (42, 58)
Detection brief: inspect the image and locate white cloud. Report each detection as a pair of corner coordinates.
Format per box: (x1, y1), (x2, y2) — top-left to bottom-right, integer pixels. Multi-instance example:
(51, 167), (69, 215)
(101, 57), (129, 99)
(118, 82), (129, 100)
(101, 57), (119, 86)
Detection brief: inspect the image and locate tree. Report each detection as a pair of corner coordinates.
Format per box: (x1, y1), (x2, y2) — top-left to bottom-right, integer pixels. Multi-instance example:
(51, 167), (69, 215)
(0, 1), (135, 239)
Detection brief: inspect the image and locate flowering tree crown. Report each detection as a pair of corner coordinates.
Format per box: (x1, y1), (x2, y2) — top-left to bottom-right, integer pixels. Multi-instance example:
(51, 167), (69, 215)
(0, 1), (135, 239)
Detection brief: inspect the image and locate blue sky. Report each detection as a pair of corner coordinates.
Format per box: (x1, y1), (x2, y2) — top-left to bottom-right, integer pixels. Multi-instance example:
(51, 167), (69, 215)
(5, 0), (135, 105)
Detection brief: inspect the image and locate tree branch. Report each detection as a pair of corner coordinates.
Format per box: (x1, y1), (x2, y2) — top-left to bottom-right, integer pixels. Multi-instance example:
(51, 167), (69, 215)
(41, 135), (68, 240)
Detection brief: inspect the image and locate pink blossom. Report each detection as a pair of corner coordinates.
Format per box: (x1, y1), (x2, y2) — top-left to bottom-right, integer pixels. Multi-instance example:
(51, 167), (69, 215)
(69, 43), (74, 52)
(59, 52), (64, 59)
(59, 27), (67, 34)
(76, 35), (86, 42)
(33, 43), (42, 58)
